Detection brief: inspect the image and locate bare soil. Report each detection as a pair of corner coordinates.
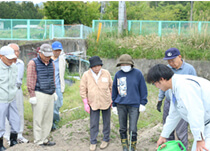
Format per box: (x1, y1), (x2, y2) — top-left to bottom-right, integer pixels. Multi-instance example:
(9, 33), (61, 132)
(4, 116), (162, 151)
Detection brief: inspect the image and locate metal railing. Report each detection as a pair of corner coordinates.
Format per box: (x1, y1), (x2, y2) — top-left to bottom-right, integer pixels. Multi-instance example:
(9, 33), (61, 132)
(92, 20), (210, 36)
(0, 19), (64, 40)
(50, 24), (92, 39)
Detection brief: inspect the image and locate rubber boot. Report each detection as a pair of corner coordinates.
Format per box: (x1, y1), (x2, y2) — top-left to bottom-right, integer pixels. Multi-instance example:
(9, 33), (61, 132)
(10, 133), (18, 147)
(130, 135), (137, 151)
(0, 137), (6, 151)
(120, 133), (128, 151)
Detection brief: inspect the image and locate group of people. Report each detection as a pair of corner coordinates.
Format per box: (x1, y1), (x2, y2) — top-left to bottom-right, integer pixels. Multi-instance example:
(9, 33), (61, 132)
(80, 54), (148, 151)
(0, 41), (66, 151)
(1, 43), (210, 151)
(80, 48), (210, 151)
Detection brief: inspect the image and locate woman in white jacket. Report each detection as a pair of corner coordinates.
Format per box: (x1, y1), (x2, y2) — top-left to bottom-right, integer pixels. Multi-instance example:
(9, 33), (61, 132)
(147, 64), (210, 151)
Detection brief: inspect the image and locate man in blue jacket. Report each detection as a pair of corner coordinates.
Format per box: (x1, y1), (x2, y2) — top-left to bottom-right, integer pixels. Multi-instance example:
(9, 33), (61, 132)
(112, 54), (148, 151)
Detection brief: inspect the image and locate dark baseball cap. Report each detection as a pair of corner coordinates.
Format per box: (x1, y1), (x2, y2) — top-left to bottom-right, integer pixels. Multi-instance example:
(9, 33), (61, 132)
(163, 48), (180, 60)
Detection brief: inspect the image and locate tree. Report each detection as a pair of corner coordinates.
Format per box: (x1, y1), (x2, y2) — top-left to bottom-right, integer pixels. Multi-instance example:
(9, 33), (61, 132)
(43, 1), (100, 26)
(83, 2), (101, 26)
(193, 1), (210, 21)
(0, 1), (43, 19)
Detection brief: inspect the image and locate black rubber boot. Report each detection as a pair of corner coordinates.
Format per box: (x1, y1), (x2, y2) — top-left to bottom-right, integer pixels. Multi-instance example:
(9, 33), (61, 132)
(130, 135), (137, 151)
(120, 133), (128, 151)
(10, 133), (18, 147)
(0, 137), (6, 151)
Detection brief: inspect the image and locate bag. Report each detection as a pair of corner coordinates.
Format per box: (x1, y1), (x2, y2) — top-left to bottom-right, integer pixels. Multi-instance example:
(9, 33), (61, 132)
(157, 140), (186, 151)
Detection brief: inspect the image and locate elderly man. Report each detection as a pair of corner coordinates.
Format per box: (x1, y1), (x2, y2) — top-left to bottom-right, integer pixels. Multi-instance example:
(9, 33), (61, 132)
(4, 43), (29, 145)
(27, 43), (57, 146)
(147, 64), (210, 151)
(0, 46), (19, 151)
(156, 48), (196, 150)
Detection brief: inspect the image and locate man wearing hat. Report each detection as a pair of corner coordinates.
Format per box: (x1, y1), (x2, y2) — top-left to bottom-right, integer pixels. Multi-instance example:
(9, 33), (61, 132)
(0, 46), (20, 151)
(80, 56), (113, 151)
(4, 43), (29, 145)
(51, 41), (66, 131)
(157, 48), (196, 150)
(27, 43), (57, 146)
(112, 54), (148, 151)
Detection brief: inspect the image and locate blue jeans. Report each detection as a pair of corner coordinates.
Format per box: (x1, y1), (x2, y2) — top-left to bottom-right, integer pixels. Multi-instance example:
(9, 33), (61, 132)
(117, 104), (139, 138)
(52, 88), (63, 129)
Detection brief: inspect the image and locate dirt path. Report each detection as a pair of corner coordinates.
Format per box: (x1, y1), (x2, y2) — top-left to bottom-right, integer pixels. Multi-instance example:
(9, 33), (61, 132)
(5, 116), (161, 151)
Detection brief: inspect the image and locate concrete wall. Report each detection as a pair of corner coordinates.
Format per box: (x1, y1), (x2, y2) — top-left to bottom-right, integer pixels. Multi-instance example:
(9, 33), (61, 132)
(102, 58), (210, 80)
(0, 39), (87, 64)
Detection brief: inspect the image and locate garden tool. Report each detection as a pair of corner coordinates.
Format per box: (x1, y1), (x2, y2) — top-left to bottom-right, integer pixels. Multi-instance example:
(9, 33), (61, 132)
(157, 140), (186, 151)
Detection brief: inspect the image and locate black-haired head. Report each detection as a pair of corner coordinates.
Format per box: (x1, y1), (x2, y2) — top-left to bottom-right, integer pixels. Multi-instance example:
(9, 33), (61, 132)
(147, 64), (174, 84)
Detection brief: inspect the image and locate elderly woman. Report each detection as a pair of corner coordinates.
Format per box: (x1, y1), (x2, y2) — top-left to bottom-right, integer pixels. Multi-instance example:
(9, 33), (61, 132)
(112, 54), (148, 151)
(80, 56), (113, 151)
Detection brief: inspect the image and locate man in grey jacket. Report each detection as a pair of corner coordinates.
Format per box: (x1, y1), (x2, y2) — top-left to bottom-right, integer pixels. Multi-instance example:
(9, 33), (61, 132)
(4, 43), (29, 145)
(0, 46), (20, 151)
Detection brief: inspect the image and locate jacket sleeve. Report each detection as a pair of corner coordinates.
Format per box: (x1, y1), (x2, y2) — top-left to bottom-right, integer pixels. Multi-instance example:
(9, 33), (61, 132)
(190, 67), (197, 76)
(112, 74), (118, 107)
(139, 73), (148, 105)
(27, 60), (37, 98)
(80, 73), (88, 100)
(179, 82), (205, 141)
(59, 56), (66, 93)
(158, 89), (165, 101)
(161, 101), (182, 138)
(108, 72), (113, 94)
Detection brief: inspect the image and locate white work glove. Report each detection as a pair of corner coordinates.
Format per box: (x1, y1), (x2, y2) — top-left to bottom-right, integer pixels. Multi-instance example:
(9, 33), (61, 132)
(112, 107), (118, 115)
(139, 104), (146, 112)
(29, 97), (37, 105)
(54, 93), (58, 101)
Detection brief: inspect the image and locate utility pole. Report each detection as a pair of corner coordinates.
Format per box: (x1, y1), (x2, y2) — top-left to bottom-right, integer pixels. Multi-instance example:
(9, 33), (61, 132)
(100, 1), (106, 20)
(118, 1), (126, 35)
(190, 1), (193, 21)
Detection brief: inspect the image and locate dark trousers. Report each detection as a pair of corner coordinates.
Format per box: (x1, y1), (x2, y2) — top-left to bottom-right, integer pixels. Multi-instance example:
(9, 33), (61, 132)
(90, 107), (111, 144)
(163, 98), (188, 150)
(117, 104), (139, 139)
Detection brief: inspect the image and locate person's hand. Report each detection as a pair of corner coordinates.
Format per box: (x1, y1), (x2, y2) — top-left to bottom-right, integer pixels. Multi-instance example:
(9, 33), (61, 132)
(82, 98), (90, 114)
(139, 104), (146, 112)
(112, 107), (118, 115)
(196, 140), (209, 151)
(29, 97), (37, 105)
(54, 93), (58, 101)
(156, 136), (167, 150)
(157, 101), (162, 112)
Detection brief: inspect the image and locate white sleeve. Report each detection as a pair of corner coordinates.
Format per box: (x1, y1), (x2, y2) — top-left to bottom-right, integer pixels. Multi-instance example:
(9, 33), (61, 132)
(161, 99), (181, 138)
(179, 81), (204, 141)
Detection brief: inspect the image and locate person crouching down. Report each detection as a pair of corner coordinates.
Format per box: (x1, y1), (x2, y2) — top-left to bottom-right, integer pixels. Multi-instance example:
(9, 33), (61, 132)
(80, 56), (113, 151)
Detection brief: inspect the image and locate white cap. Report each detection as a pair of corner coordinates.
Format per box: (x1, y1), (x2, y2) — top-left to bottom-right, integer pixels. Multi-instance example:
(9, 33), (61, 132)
(0, 46), (17, 59)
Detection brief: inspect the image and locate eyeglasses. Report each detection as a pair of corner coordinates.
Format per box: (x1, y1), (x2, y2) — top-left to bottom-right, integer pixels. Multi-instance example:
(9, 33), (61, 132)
(152, 81), (160, 85)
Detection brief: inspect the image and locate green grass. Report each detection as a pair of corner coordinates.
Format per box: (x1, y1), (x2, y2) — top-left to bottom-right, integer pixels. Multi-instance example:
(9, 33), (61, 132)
(87, 31), (210, 60)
